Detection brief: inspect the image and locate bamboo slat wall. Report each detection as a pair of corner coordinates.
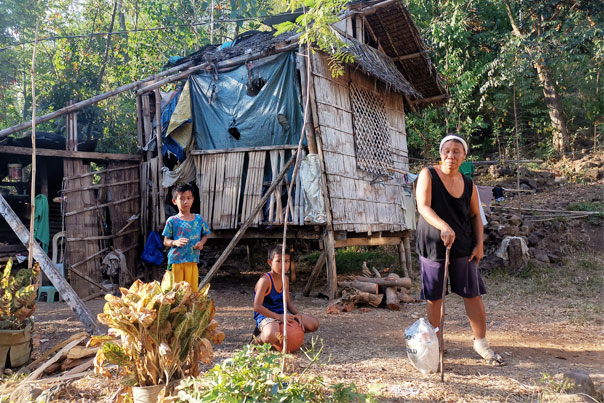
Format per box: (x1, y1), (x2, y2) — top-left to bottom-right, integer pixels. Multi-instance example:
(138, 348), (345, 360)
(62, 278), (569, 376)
(63, 160), (103, 297)
(311, 52), (410, 234)
(106, 161), (141, 282)
(193, 149), (306, 230)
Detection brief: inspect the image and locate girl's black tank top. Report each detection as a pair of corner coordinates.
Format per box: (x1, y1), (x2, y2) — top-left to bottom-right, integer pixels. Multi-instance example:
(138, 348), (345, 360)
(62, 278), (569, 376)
(416, 166), (475, 261)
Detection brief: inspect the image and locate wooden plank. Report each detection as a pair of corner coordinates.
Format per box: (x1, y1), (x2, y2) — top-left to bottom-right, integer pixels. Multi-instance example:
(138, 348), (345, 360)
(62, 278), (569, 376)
(233, 152), (244, 227)
(334, 236), (402, 248)
(26, 336), (87, 381)
(302, 251), (326, 296)
(64, 164), (138, 181)
(60, 179), (138, 194)
(0, 145), (141, 161)
(64, 195), (139, 217)
(191, 145), (299, 155)
(65, 228), (138, 241)
(0, 195), (99, 334)
(268, 151), (278, 223)
(212, 154), (226, 228)
(200, 155), (296, 287)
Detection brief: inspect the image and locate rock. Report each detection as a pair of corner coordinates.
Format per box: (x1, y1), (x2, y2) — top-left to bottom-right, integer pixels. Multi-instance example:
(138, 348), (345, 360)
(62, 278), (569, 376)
(532, 248), (550, 263)
(548, 253), (561, 263)
(509, 214), (523, 226)
(9, 385), (43, 403)
(556, 370), (597, 397)
(520, 225), (531, 237)
(542, 393), (593, 402)
(489, 165), (502, 178)
(520, 177), (537, 189)
(555, 176), (568, 185)
(585, 168), (602, 180)
(527, 232), (541, 246)
(499, 224), (519, 237)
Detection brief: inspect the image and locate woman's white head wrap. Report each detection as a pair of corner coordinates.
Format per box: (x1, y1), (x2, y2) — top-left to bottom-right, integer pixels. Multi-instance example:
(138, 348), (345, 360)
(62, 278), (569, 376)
(439, 135), (468, 154)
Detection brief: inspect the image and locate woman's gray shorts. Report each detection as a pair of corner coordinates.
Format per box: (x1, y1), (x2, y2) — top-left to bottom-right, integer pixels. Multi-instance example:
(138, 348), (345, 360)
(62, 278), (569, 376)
(419, 255), (486, 300)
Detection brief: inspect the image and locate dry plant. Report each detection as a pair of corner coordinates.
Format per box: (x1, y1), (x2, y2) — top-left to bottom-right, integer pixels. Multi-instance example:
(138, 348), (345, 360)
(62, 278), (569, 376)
(0, 258), (40, 330)
(91, 271), (225, 387)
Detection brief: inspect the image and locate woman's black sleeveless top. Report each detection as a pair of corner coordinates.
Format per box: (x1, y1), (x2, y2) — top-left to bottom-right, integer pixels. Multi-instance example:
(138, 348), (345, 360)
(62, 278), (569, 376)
(416, 167), (475, 261)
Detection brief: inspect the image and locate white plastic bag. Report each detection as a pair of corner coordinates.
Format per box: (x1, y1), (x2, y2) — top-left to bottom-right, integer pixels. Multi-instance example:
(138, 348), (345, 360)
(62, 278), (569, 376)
(404, 318), (439, 374)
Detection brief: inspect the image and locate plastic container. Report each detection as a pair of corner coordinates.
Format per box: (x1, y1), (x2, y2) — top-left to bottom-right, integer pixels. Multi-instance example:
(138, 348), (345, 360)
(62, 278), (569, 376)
(132, 384), (164, 403)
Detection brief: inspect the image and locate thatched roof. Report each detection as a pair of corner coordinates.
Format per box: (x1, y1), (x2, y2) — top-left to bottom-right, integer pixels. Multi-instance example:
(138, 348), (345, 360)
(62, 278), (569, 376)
(173, 0), (447, 108)
(346, 0), (448, 107)
(344, 38), (422, 98)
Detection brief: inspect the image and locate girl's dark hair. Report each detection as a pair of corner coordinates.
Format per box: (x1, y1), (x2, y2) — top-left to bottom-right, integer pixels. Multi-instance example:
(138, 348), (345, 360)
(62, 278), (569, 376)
(172, 183), (194, 198)
(268, 244), (291, 260)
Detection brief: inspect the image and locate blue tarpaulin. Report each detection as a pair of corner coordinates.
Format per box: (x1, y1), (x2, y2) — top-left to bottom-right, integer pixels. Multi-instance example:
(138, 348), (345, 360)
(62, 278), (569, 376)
(189, 51), (304, 150)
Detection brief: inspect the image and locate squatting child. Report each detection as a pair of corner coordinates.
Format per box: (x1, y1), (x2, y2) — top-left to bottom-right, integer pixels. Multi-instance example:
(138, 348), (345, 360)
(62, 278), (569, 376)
(253, 245), (319, 345)
(162, 183), (210, 292)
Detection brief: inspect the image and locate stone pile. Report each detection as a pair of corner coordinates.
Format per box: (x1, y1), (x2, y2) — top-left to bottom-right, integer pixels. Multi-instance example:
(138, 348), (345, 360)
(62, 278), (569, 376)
(480, 211), (559, 272)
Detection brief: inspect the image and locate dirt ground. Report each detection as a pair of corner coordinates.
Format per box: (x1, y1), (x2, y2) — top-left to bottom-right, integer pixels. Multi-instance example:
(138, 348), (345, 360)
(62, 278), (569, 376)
(4, 181), (604, 402)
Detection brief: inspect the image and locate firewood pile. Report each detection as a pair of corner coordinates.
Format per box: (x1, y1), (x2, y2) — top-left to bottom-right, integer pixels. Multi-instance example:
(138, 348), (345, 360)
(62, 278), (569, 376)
(326, 262), (416, 314)
(11, 332), (95, 381)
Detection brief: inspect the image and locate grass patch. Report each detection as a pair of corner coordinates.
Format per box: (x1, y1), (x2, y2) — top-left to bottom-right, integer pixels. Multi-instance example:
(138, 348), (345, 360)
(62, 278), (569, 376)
(484, 252), (604, 323)
(567, 200), (604, 225)
(307, 246), (399, 274)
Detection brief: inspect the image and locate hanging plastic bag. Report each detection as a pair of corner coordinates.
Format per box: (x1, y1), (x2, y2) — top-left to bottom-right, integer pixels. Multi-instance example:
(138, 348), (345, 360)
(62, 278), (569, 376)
(404, 318), (439, 374)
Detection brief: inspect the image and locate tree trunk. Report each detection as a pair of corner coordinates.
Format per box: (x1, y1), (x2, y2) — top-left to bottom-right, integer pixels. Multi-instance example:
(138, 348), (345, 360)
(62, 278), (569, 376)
(503, 0), (570, 154)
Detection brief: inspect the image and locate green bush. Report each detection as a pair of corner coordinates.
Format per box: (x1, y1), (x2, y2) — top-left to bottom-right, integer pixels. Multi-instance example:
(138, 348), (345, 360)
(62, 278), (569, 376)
(175, 341), (374, 402)
(308, 247), (399, 274)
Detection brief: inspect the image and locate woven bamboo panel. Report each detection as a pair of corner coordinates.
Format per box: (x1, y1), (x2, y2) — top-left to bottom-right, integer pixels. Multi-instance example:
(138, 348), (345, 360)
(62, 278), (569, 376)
(350, 84), (394, 176)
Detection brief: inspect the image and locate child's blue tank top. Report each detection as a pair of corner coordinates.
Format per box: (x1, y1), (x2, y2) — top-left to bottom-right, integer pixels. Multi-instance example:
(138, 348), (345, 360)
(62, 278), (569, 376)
(254, 272), (284, 324)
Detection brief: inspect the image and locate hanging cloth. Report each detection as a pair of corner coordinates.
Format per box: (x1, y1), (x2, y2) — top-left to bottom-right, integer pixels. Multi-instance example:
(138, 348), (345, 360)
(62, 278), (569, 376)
(33, 194), (50, 253)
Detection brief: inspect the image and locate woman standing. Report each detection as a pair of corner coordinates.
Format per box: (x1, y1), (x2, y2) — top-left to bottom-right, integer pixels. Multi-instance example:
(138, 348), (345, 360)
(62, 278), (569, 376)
(415, 134), (506, 366)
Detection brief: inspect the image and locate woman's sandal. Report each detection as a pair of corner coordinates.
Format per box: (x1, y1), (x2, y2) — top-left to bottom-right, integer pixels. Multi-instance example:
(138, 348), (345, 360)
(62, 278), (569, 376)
(486, 352), (507, 366)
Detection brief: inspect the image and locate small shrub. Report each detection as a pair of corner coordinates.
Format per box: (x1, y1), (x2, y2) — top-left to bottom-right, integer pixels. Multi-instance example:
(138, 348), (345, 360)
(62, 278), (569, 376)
(175, 339), (374, 402)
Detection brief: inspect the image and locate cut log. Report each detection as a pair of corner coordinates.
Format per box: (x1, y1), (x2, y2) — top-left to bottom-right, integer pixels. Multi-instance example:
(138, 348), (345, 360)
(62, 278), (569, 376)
(337, 281), (378, 294)
(354, 276), (412, 289)
(25, 332), (88, 372)
(361, 261), (371, 277)
(43, 362), (62, 375)
(371, 267), (381, 278)
(385, 287), (400, 310)
(61, 357), (91, 372)
(398, 292), (417, 303)
(26, 335), (87, 381)
(66, 346), (98, 360)
(343, 289), (383, 307)
(325, 300), (355, 314)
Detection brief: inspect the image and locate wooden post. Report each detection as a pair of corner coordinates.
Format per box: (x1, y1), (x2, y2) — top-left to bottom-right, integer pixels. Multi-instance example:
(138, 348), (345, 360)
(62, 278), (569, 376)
(27, 21), (39, 269)
(403, 231), (413, 278)
(0, 194), (100, 335)
(307, 52), (338, 299)
(200, 155), (296, 287)
(135, 93), (144, 148)
(303, 251), (326, 296)
(154, 89), (166, 228)
(398, 240), (409, 277)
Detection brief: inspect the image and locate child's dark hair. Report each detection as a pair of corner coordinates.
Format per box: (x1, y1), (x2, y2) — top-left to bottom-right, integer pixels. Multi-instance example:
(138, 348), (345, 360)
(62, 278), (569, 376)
(172, 183), (194, 199)
(268, 244), (291, 260)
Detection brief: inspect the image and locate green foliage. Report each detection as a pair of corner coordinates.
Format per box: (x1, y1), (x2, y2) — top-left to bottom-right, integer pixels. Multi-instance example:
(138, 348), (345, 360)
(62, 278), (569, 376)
(175, 340), (374, 402)
(0, 258), (40, 330)
(567, 201), (604, 225)
(307, 246), (398, 274)
(274, 0), (354, 78)
(539, 372), (574, 394)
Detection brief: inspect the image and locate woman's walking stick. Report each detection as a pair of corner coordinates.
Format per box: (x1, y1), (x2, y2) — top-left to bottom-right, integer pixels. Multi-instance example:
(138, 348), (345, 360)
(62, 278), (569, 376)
(439, 246), (451, 382)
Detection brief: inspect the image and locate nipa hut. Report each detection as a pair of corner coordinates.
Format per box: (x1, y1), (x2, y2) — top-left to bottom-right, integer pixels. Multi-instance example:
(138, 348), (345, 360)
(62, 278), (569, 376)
(135, 0), (447, 298)
(0, 0), (446, 331)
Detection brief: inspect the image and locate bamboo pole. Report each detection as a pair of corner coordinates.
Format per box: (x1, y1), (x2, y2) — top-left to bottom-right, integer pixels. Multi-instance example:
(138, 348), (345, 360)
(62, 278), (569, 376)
(28, 21), (39, 269)
(0, 61), (195, 139)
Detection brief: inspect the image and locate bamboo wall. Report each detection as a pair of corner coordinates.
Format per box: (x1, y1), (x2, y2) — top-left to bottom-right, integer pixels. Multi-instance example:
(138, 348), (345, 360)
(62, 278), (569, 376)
(311, 52), (411, 234)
